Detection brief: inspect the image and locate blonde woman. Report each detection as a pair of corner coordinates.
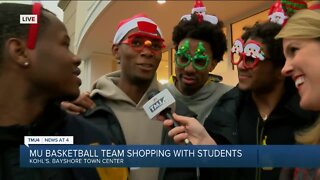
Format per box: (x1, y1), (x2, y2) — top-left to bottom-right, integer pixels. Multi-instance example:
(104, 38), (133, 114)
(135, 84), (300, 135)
(276, 6), (320, 179)
(278, 6), (320, 145)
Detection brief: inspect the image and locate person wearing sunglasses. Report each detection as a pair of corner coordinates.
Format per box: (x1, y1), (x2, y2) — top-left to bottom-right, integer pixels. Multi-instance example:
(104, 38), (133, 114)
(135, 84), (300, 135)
(0, 2), (129, 180)
(87, 14), (167, 180)
(61, 13), (196, 180)
(161, 21), (318, 180)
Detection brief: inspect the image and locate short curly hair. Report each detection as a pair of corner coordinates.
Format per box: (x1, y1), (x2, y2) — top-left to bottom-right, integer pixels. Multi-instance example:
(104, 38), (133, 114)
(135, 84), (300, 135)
(241, 21), (285, 68)
(0, 3), (53, 61)
(172, 13), (227, 63)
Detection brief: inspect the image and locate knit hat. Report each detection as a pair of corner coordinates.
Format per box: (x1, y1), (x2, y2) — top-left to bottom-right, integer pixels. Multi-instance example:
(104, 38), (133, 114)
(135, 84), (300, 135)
(281, 0), (308, 17)
(275, 8), (320, 39)
(113, 13), (164, 44)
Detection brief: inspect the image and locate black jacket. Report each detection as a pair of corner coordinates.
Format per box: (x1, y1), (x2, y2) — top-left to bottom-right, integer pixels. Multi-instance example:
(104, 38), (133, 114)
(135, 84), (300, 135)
(202, 87), (318, 180)
(0, 103), (112, 180)
(82, 94), (127, 145)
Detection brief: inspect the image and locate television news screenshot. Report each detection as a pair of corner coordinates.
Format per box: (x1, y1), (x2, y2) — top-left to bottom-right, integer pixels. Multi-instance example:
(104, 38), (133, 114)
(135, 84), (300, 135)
(1, 0), (320, 180)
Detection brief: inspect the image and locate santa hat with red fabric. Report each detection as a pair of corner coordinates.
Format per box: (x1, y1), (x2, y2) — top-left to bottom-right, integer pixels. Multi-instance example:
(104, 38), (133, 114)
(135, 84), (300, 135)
(268, 0), (289, 25)
(268, 0), (307, 26)
(113, 13), (164, 44)
(181, 0), (218, 25)
(192, 0), (206, 14)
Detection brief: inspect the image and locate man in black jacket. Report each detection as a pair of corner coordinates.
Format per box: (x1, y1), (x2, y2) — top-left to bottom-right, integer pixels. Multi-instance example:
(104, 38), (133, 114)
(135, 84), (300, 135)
(162, 21), (318, 180)
(0, 3), (127, 179)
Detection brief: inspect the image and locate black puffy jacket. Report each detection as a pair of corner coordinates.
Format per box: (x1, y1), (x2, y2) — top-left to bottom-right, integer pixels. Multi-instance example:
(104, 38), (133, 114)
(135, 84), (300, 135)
(202, 86), (318, 180)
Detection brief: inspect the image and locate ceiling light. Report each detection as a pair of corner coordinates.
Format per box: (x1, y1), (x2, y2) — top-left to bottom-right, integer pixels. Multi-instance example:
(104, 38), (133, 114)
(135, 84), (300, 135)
(157, 0), (166, 5)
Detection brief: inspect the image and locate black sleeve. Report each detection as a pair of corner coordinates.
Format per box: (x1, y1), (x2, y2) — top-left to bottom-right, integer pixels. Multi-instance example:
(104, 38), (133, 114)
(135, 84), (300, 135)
(204, 88), (241, 145)
(204, 108), (238, 145)
(61, 114), (112, 145)
(81, 95), (127, 145)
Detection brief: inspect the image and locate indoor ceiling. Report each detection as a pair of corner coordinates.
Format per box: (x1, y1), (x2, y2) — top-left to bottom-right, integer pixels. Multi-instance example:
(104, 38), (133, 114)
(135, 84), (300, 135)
(77, 1), (273, 59)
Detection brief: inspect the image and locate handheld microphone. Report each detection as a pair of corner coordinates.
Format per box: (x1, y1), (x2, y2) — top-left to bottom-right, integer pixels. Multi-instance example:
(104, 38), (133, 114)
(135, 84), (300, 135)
(143, 89), (191, 145)
(146, 90), (179, 128)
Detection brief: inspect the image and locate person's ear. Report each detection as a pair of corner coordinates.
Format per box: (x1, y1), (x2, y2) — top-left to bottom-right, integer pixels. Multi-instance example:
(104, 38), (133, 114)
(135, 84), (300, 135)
(209, 60), (218, 72)
(6, 38), (30, 67)
(112, 44), (120, 60)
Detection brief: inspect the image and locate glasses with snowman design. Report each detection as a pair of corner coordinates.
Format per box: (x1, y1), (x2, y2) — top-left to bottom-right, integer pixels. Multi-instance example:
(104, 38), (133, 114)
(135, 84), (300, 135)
(231, 38), (266, 69)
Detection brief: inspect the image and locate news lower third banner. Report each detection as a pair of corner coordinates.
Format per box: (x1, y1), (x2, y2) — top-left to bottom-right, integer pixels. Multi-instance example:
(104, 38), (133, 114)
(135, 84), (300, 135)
(20, 145), (320, 168)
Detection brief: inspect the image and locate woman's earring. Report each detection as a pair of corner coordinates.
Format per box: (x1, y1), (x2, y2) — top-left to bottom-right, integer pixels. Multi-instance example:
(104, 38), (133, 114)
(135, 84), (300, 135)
(24, 62), (29, 66)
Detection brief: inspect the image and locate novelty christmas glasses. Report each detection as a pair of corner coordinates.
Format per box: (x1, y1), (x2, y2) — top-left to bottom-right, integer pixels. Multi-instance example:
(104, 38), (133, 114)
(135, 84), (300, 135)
(175, 40), (210, 71)
(231, 39), (266, 69)
(121, 34), (165, 54)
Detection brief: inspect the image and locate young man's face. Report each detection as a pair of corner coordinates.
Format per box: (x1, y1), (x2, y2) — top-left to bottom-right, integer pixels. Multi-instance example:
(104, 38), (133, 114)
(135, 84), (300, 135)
(113, 29), (162, 85)
(28, 12), (81, 101)
(175, 38), (217, 96)
(237, 38), (283, 92)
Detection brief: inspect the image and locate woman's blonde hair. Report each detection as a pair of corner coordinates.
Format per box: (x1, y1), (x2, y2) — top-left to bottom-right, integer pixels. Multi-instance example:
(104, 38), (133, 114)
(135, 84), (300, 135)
(295, 116), (320, 144)
(275, 8), (320, 39)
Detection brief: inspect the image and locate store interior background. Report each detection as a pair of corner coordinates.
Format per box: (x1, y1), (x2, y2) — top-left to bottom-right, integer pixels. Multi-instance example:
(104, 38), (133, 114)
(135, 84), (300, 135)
(58, 1), (295, 91)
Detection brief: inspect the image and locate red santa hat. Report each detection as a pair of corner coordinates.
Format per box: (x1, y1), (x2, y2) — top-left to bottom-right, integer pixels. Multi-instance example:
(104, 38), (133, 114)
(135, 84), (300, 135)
(113, 13), (164, 44)
(268, 0), (288, 25)
(181, 0), (218, 24)
(192, 0), (206, 14)
(268, 0), (286, 16)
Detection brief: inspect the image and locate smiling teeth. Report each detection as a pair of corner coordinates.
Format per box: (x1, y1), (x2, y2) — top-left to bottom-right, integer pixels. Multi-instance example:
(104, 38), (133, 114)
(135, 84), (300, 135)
(295, 76), (305, 88)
